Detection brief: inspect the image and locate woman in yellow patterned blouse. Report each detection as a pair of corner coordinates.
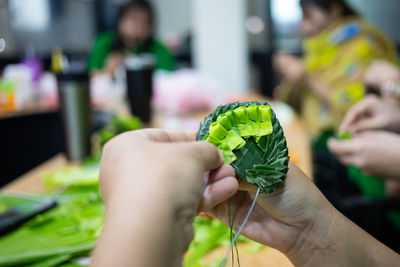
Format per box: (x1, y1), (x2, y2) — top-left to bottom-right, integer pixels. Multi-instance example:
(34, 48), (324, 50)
(274, 0), (398, 138)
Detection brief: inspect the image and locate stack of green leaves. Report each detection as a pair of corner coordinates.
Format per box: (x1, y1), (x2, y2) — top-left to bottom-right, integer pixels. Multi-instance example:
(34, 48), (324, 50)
(184, 217), (263, 267)
(198, 102), (289, 194)
(0, 190), (104, 267)
(99, 114), (142, 148)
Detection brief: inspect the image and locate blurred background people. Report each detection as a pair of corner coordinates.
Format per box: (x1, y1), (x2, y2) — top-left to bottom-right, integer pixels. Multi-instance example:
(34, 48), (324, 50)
(326, 61), (400, 253)
(274, 0), (398, 141)
(272, 1), (400, 252)
(88, 0), (176, 76)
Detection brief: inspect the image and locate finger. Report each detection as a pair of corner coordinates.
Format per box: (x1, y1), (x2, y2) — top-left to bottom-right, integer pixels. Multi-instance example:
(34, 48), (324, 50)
(132, 129), (198, 143)
(340, 96), (377, 132)
(335, 154), (358, 166)
(351, 118), (383, 133)
(327, 138), (358, 157)
(184, 141), (224, 171)
(198, 177), (239, 211)
(209, 164), (236, 184)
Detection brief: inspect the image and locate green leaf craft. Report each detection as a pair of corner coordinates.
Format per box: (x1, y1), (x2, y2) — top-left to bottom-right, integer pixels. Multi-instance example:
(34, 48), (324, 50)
(198, 102), (290, 194)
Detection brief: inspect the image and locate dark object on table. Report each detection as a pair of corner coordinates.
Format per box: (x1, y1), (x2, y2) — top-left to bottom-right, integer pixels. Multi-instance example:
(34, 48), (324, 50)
(125, 54), (154, 124)
(57, 72), (92, 162)
(0, 197), (57, 237)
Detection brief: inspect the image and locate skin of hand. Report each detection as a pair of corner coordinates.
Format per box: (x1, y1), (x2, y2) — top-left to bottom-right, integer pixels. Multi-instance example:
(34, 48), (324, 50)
(386, 180), (400, 199)
(91, 129), (239, 267)
(92, 129), (400, 267)
(206, 162), (400, 266)
(105, 52), (123, 76)
(274, 53), (307, 84)
(339, 95), (400, 134)
(328, 131), (400, 181)
(364, 60), (400, 92)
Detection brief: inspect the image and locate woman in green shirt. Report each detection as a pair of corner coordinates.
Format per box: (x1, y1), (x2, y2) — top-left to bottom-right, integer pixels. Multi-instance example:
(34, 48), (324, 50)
(88, 0), (176, 76)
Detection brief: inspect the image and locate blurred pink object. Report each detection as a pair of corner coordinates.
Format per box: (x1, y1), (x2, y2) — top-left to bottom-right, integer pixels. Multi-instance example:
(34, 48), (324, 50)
(152, 69), (229, 114)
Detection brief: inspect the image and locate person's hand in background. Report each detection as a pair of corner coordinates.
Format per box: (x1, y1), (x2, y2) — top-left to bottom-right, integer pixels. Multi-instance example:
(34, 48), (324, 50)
(328, 131), (400, 181)
(104, 52), (123, 76)
(274, 53), (307, 84)
(339, 95), (400, 134)
(365, 60), (400, 93)
(92, 129), (238, 267)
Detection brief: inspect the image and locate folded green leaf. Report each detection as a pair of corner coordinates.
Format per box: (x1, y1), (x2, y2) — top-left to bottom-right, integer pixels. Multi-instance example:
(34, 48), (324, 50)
(198, 102), (289, 194)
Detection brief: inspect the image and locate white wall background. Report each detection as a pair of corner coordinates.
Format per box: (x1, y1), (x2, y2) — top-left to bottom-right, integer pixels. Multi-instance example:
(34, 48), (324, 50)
(151, 0), (192, 41)
(192, 0), (249, 93)
(348, 0), (400, 44)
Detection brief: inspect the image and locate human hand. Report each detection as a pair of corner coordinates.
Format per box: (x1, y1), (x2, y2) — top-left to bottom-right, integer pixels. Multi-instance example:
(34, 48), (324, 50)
(206, 161), (400, 266)
(274, 53), (307, 84)
(105, 52), (123, 75)
(365, 60), (400, 93)
(339, 95), (400, 134)
(328, 131), (400, 180)
(93, 129), (238, 267)
(205, 162), (339, 266)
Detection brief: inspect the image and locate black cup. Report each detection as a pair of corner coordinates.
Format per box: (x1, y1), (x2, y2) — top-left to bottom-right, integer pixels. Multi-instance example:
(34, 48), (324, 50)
(57, 72), (91, 162)
(125, 55), (155, 124)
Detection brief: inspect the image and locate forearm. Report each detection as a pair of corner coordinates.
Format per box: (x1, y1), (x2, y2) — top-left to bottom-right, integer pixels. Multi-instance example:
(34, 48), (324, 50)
(304, 75), (331, 104)
(287, 202), (400, 266)
(91, 197), (182, 267)
(330, 212), (400, 266)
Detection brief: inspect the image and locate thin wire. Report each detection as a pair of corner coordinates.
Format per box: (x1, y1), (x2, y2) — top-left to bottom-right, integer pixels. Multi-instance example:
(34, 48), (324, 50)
(228, 198), (234, 266)
(220, 187), (261, 267)
(232, 195), (241, 267)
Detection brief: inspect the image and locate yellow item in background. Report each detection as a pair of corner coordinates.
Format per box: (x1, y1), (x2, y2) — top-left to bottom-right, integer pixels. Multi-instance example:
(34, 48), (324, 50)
(298, 17), (397, 137)
(51, 47), (65, 73)
(0, 80), (16, 111)
(332, 83), (365, 109)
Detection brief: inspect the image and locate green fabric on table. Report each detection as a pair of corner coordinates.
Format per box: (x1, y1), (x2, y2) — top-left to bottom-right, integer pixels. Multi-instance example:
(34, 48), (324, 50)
(313, 130), (335, 150)
(313, 131), (400, 230)
(347, 166), (386, 199)
(88, 32), (176, 72)
(347, 166), (400, 230)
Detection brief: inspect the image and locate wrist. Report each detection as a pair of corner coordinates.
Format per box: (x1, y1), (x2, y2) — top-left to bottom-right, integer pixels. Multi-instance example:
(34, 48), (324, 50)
(285, 201), (341, 266)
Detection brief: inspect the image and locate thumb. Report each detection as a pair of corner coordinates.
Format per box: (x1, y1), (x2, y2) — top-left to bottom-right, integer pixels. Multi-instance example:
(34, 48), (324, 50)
(182, 141), (224, 172)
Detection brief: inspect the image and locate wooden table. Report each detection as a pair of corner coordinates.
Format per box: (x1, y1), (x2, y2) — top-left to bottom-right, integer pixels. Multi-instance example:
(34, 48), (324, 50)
(0, 101), (57, 120)
(2, 97), (311, 267)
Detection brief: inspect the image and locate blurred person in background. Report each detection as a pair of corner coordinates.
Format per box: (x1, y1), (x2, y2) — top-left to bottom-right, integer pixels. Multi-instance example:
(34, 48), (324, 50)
(274, 0), (399, 252)
(327, 62), (400, 252)
(88, 0), (176, 76)
(274, 0), (398, 141)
